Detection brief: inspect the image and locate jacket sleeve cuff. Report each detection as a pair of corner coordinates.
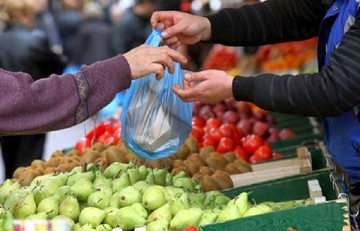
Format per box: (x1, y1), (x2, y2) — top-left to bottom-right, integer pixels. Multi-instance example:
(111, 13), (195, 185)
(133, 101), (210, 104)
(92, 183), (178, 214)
(232, 76), (255, 101)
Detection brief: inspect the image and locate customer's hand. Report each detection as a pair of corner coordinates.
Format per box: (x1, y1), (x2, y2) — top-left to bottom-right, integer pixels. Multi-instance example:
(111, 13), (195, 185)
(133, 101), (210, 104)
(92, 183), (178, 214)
(123, 44), (187, 80)
(150, 11), (211, 49)
(172, 70), (234, 103)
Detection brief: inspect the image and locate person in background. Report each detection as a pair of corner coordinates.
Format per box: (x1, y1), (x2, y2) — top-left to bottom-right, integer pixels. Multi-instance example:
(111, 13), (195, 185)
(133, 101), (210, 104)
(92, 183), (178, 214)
(112, 0), (160, 54)
(74, 1), (115, 66)
(55, 0), (83, 65)
(0, 0), (67, 179)
(151, 1), (360, 229)
(34, 0), (63, 55)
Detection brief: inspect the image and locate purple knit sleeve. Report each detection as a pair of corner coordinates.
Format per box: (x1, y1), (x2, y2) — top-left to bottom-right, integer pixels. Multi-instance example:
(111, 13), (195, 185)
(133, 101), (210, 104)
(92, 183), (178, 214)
(0, 54), (131, 135)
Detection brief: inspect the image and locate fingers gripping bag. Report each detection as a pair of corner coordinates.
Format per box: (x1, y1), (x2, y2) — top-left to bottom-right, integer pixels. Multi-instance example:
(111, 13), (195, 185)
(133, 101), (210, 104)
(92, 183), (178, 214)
(120, 29), (193, 160)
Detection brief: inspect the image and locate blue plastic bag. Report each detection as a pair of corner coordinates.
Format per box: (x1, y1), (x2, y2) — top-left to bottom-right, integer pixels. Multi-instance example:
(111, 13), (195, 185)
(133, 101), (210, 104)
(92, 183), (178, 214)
(120, 29), (193, 160)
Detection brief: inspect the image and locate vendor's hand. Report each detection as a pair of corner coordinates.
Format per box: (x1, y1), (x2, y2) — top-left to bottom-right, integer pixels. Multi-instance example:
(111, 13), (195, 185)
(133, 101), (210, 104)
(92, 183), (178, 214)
(123, 44), (187, 80)
(172, 70), (234, 103)
(150, 11), (211, 49)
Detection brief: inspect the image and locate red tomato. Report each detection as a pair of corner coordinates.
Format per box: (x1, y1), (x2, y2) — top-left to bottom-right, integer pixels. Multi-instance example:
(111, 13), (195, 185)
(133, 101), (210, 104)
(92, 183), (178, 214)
(97, 131), (113, 143)
(202, 136), (218, 148)
(205, 118), (222, 130)
(192, 116), (206, 128)
(234, 146), (250, 162)
(218, 123), (236, 139)
(190, 126), (205, 143)
(216, 137), (235, 154)
(241, 134), (264, 154)
(208, 127), (223, 142)
(253, 144), (272, 161)
(184, 226), (199, 231)
(75, 137), (91, 154)
(233, 128), (244, 145)
(85, 123), (106, 140)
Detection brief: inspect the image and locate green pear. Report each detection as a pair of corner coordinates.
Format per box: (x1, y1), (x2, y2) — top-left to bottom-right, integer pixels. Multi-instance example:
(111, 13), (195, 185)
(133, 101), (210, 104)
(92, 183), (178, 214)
(188, 193), (206, 208)
(170, 208), (203, 229)
(26, 211), (48, 220)
(147, 203), (172, 222)
(111, 172), (130, 192)
(198, 209), (218, 227)
(70, 166), (82, 173)
(95, 224), (112, 231)
(67, 171), (95, 186)
(234, 192), (250, 216)
(51, 173), (68, 187)
(2, 210), (14, 231)
(242, 206), (267, 217)
(73, 223), (82, 231)
(145, 172), (155, 184)
(37, 195), (60, 219)
(109, 191), (121, 208)
(13, 192), (37, 219)
(165, 186), (185, 199)
(70, 178), (94, 202)
(0, 179), (21, 204)
(132, 181), (150, 193)
(137, 165), (149, 180)
(214, 193), (231, 208)
(103, 162), (129, 179)
(146, 219), (169, 231)
(59, 195), (80, 221)
(153, 168), (168, 186)
(103, 207), (120, 228)
(93, 171), (112, 191)
(203, 191), (221, 209)
(77, 223), (96, 231)
(142, 185), (166, 211)
(127, 168), (142, 185)
(131, 202), (148, 219)
(118, 186), (141, 208)
(173, 177), (195, 192)
(172, 171), (186, 182)
(3, 189), (28, 213)
(30, 173), (54, 186)
(165, 173), (173, 186)
(55, 185), (72, 202)
(169, 193), (190, 216)
(216, 200), (241, 222)
(87, 190), (111, 209)
(78, 207), (106, 228)
(116, 206), (146, 230)
(33, 179), (61, 205)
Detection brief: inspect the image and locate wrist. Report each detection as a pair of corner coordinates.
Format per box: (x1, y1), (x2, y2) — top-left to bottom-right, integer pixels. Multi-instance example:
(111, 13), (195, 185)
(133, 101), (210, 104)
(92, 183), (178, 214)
(200, 17), (212, 41)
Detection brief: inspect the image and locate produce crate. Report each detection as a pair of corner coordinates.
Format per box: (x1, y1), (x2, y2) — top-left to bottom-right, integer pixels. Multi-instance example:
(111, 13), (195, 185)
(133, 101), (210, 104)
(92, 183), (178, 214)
(231, 144), (329, 187)
(206, 168), (350, 231)
(201, 199), (349, 231)
(271, 133), (323, 156)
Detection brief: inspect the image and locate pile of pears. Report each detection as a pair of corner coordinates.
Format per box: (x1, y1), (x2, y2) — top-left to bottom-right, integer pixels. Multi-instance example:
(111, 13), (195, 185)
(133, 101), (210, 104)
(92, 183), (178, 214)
(0, 162), (306, 231)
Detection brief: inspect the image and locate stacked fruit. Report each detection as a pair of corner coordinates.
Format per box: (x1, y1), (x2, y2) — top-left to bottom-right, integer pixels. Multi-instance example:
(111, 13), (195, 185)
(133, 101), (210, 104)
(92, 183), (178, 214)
(191, 100), (295, 163)
(0, 162), (308, 231)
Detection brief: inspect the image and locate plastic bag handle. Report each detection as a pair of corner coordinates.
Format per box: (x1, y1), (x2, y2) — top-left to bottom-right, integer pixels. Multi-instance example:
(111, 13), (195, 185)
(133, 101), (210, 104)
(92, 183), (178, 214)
(145, 29), (162, 47)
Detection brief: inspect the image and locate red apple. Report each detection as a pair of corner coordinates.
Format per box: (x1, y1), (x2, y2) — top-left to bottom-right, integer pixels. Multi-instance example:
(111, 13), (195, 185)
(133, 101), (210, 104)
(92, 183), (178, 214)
(278, 128), (296, 140)
(252, 121), (270, 137)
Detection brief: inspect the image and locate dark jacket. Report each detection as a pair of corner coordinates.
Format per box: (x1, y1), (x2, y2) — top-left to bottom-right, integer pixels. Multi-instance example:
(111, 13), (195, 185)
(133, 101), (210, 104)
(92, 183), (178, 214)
(206, 0), (360, 117)
(74, 19), (115, 65)
(112, 7), (152, 54)
(0, 23), (66, 80)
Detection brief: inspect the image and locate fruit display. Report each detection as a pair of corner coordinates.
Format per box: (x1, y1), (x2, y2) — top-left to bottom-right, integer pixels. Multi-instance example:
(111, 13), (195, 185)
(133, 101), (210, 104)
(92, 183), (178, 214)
(0, 160), (312, 231)
(191, 100), (299, 163)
